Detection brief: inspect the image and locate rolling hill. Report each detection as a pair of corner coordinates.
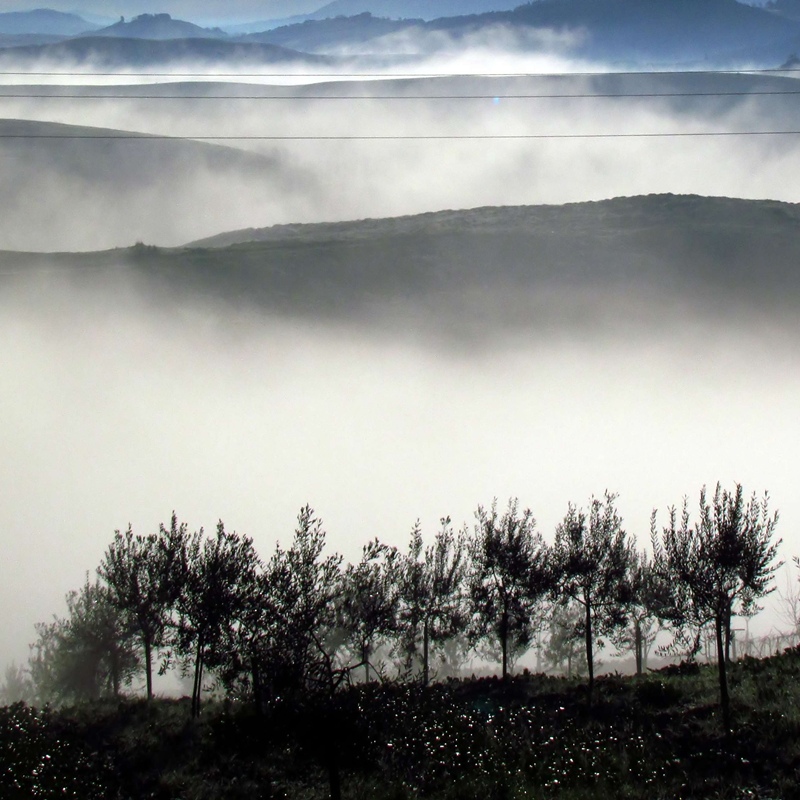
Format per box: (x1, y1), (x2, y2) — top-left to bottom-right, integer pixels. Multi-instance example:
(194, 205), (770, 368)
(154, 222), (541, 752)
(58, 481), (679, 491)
(2, 195), (799, 338)
(0, 118), (314, 251)
(0, 35), (333, 68)
(89, 13), (228, 41)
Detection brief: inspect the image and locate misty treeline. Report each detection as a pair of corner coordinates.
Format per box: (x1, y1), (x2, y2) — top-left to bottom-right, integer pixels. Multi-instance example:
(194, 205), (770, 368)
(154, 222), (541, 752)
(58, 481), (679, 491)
(4, 484), (783, 730)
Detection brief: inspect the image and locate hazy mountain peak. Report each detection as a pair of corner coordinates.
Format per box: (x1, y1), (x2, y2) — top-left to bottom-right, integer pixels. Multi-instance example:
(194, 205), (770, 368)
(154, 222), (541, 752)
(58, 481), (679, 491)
(0, 8), (98, 36)
(90, 11), (228, 40)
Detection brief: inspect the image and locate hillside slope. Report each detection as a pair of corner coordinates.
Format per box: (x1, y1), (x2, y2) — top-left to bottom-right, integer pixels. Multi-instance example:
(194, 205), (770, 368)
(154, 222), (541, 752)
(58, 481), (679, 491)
(2, 195), (799, 336)
(0, 118), (313, 251)
(89, 13), (227, 41)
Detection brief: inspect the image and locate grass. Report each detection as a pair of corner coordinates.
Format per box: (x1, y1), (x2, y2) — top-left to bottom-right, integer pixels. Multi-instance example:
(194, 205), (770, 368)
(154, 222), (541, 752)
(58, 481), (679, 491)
(3, 649), (800, 799)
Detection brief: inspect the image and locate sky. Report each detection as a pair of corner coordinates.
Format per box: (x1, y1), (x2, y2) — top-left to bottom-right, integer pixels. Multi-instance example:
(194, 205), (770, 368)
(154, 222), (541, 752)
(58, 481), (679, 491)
(1, 31), (799, 673)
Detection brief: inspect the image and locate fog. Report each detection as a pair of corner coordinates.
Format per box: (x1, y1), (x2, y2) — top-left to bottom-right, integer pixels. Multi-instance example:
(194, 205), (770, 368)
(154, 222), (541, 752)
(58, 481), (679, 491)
(2, 65), (800, 250)
(2, 50), (800, 667)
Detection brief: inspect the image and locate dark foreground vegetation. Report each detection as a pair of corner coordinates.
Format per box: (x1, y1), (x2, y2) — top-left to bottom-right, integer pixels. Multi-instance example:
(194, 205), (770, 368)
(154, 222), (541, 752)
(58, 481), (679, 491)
(4, 648), (800, 800)
(2, 481), (790, 798)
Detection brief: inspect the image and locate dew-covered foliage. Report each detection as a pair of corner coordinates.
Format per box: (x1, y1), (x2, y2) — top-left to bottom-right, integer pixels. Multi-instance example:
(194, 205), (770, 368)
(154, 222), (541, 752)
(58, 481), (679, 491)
(4, 649), (800, 799)
(0, 702), (113, 799)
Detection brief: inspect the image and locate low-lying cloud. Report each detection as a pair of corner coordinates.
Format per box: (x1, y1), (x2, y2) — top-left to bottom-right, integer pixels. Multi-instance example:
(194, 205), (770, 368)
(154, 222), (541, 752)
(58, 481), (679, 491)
(2, 68), (800, 250)
(1, 55), (799, 669)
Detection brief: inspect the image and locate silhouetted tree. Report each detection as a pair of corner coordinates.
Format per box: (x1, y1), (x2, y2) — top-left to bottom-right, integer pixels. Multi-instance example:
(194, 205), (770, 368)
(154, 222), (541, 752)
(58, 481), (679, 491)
(397, 517), (468, 684)
(173, 522), (259, 717)
(543, 601), (585, 677)
(29, 577), (138, 705)
(651, 483), (781, 731)
(98, 513), (192, 700)
(613, 548), (662, 674)
(0, 662), (32, 705)
(552, 492), (634, 702)
(276, 506), (349, 800)
(340, 538), (399, 682)
(468, 498), (550, 679)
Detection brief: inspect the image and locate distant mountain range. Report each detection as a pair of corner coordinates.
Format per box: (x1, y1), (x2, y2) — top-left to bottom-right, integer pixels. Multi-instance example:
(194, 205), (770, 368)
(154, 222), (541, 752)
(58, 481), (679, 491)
(0, 35), (332, 69)
(1, 1), (799, 67)
(0, 9), (98, 35)
(259, 0), (800, 64)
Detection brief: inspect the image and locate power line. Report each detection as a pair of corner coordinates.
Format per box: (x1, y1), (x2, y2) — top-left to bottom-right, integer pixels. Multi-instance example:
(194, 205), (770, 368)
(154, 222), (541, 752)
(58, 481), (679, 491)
(2, 89), (800, 99)
(2, 130), (800, 140)
(0, 68), (798, 78)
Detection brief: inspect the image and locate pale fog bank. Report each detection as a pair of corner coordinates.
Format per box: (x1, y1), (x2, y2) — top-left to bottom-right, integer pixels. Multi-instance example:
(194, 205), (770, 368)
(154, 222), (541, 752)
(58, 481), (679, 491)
(1, 266), (798, 665)
(2, 65), (800, 249)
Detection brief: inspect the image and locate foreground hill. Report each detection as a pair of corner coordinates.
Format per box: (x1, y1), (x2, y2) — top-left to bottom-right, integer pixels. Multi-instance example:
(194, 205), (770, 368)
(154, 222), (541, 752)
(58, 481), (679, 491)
(2, 194), (799, 338)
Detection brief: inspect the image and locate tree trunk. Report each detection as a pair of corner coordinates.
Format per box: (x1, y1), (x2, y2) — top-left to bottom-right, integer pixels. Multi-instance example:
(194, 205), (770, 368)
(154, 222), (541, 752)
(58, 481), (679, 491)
(423, 618), (430, 686)
(251, 656), (262, 716)
(363, 641), (370, 684)
(327, 746), (342, 800)
(500, 611), (509, 680)
(585, 600), (594, 704)
(724, 602), (732, 664)
(634, 619), (643, 676)
(192, 643), (204, 718)
(715, 615), (731, 732)
(143, 635), (153, 701)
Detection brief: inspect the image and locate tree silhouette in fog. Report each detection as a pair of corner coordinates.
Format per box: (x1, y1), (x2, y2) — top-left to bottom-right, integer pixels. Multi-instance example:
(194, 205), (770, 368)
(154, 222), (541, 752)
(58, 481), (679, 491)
(98, 513), (192, 700)
(398, 516), (468, 685)
(552, 492), (634, 704)
(651, 482), (781, 731)
(172, 522), (259, 718)
(29, 576), (137, 704)
(468, 498), (550, 680)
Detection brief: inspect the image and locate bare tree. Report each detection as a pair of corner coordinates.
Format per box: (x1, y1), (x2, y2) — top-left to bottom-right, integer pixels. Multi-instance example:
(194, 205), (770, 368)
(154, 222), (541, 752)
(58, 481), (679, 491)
(775, 559), (800, 647)
(651, 483), (781, 731)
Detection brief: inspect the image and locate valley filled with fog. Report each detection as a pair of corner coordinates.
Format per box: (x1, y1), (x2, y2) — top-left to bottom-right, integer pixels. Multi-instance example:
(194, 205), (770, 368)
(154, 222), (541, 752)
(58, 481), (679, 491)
(2, 32), (800, 670)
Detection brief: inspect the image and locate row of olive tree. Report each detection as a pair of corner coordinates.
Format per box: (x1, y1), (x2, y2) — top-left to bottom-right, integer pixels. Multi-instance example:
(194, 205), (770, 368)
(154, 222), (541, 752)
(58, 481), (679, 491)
(23, 484), (781, 730)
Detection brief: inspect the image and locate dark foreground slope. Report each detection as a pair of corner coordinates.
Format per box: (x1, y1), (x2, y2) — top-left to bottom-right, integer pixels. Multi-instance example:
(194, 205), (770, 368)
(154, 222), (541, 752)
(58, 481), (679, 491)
(3, 648), (800, 799)
(2, 194), (797, 342)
